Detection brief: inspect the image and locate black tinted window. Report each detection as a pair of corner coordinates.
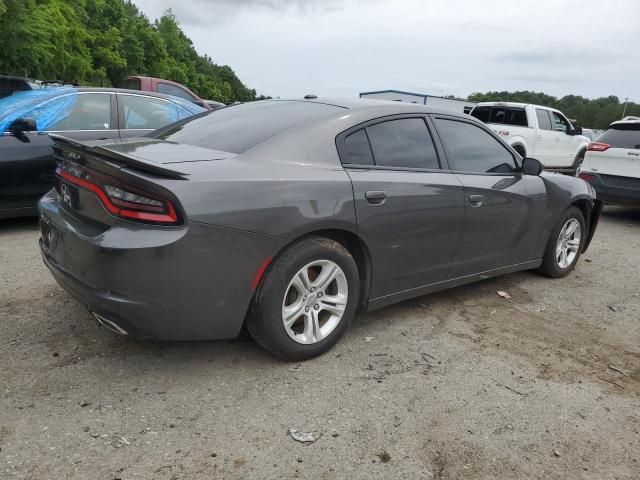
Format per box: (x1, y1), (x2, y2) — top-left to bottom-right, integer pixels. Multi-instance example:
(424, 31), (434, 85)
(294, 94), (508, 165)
(536, 109), (552, 130)
(119, 78), (141, 90)
(489, 107), (506, 124)
(366, 118), (439, 169)
(344, 129), (374, 165)
(152, 101), (343, 154)
(505, 108), (528, 126)
(434, 119), (517, 173)
(598, 125), (640, 149)
(470, 107), (490, 123)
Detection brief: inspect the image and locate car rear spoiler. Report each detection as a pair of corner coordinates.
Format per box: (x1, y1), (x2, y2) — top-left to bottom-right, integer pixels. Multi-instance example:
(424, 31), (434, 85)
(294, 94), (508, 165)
(49, 134), (189, 179)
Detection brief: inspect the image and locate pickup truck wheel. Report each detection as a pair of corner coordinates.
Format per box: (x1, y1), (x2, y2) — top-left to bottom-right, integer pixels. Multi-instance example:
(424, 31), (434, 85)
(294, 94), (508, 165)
(539, 206), (585, 278)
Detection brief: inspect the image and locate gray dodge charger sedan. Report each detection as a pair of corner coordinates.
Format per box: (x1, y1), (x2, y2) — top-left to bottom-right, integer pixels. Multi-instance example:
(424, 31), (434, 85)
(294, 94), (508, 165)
(38, 98), (602, 360)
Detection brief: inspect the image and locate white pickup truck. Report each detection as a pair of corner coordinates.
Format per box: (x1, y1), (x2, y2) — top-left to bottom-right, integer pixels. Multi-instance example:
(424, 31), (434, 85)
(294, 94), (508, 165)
(470, 102), (590, 173)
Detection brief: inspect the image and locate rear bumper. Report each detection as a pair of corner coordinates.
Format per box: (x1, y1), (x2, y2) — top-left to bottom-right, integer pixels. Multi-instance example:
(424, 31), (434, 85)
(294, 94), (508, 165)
(38, 189), (285, 341)
(583, 173), (640, 205)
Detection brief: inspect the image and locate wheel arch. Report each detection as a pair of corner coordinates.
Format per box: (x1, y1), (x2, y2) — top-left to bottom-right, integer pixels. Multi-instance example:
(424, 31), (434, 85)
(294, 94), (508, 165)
(256, 228), (373, 312)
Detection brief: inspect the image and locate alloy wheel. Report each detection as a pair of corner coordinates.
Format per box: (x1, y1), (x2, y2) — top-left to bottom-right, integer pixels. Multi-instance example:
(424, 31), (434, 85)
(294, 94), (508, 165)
(282, 260), (348, 345)
(555, 218), (581, 269)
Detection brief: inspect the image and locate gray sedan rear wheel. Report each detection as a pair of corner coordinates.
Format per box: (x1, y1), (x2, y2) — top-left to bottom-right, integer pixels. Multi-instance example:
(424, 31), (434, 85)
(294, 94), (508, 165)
(247, 236), (360, 361)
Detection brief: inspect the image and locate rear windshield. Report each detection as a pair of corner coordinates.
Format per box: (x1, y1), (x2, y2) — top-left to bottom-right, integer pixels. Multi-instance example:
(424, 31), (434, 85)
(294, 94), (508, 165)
(151, 100), (344, 154)
(598, 124), (640, 149)
(471, 106), (528, 127)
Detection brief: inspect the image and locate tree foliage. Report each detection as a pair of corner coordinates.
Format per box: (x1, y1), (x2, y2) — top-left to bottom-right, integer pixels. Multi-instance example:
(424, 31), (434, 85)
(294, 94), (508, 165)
(0, 0), (257, 103)
(468, 91), (639, 130)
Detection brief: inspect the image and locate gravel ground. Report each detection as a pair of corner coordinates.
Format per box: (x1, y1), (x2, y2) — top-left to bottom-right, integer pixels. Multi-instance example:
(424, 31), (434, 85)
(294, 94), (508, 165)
(1, 206), (639, 480)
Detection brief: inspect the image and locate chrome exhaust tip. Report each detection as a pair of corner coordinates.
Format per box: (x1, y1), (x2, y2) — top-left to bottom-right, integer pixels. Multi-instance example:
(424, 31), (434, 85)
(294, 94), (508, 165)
(92, 312), (128, 336)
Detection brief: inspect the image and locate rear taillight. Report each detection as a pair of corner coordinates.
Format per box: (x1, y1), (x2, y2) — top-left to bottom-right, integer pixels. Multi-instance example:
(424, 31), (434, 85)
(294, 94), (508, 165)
(579, 173), (596, 182)
(56, 166), (179, 225)
(587, 142), (610, 152)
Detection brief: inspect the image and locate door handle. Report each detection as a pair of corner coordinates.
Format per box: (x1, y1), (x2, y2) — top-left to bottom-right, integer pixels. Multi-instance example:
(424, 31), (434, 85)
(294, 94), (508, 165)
(469, 194), (484, 207)
(365, 190), (388, 205)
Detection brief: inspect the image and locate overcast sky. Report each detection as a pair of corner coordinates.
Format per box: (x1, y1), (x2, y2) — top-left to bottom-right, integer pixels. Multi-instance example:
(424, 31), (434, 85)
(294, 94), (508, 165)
(134, 0), (639, 102)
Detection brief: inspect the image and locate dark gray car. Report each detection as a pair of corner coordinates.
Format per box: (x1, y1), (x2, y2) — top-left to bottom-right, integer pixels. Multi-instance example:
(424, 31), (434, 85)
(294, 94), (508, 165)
(38, 99), (602, 360)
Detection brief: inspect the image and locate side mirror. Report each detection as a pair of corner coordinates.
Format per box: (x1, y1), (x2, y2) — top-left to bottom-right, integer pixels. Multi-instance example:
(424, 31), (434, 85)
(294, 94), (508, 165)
(568, 126), (583, 136)
(9, 117), (37, 135)
(522, 157), (544, 176)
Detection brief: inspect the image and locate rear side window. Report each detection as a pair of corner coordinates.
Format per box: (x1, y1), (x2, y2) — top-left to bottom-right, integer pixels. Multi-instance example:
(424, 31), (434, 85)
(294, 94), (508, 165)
(598, 124), (640, 149)
(505, 108), (527, 126)
(471, 106), (528, 127)
(366, 118), (439, 169)
(434, 118), (517, 173)
(344, 129), (374, 165)
(152, 101), (343, 154)
(470, 106), (490, 123)
(536, 109), (553, 130)
(121, 95), (190, 129)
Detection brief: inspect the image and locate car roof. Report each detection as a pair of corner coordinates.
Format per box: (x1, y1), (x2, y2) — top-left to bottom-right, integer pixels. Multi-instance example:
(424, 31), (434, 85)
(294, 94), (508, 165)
(286, 97), (473, 119)
(74, 86), (182, 99)
(609, 117), (640, 128)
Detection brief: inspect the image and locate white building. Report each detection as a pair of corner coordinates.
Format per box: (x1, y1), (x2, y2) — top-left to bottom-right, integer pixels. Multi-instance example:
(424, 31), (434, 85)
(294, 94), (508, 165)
(359, 89), (475, 114)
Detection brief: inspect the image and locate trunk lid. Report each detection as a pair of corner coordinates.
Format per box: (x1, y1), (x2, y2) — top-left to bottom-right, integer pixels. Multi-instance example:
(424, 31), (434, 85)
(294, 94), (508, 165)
(50, 134), (237, 179)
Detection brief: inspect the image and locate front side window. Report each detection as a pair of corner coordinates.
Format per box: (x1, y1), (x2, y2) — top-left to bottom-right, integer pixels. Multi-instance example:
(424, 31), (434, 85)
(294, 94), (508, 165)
(551, 111), (569, 133)
(434, 118), (517, 174)
(48, 93), (112, 131)
(365, 118), (439, 169)
(121, 95), (188, 130)
(536, 109), (553, 131)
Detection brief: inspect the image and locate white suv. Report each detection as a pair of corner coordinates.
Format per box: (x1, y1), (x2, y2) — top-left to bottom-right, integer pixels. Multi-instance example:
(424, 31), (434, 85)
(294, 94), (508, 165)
(579, 117), (640, 205)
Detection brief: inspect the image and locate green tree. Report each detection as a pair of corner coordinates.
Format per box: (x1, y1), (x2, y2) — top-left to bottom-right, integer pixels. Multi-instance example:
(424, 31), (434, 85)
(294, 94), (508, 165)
(0, 0), (259, 102)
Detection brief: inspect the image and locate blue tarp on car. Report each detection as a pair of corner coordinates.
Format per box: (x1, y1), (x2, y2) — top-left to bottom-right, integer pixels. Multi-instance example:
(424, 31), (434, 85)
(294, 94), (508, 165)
(0, 87), (206, 134)
(0, 87), (78, 133)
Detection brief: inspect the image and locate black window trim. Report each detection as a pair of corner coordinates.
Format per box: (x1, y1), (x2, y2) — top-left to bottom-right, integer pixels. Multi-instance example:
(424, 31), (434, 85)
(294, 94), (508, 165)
(335, 114), (444, 173)
(430, 114), (522, 176)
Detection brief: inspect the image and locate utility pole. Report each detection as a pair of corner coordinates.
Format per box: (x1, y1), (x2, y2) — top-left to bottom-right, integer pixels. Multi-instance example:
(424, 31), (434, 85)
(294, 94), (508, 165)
(622, 97), (629, 119)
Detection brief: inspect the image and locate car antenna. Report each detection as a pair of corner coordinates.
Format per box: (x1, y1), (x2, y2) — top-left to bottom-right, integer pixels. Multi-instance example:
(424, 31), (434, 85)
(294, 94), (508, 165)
(304, 94), (318, 99)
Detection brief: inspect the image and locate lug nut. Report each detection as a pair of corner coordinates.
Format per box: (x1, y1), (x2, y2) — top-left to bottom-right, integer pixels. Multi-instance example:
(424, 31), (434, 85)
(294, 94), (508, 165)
(317, 292), (323, 298)
(305, 306), (309, 312)
(310, 287), (315, 292)
(303, 295), (307, 301)
(314, 304), (319, 310)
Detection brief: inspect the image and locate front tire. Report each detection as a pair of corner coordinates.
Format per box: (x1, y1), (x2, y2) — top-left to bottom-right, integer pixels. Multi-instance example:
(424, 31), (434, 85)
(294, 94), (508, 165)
(539, 206), (585, 278)
(247, 236), (360, 361)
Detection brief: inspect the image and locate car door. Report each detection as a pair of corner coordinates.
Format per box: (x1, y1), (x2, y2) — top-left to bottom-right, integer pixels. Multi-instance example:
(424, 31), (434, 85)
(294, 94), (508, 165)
(0, 92), (118, 215)
(550, 110), (577, 167)
(117, 93), (195, 138)
(337, 115), (465, 299)
(531, 108), (557, 164)
(431, 115), (544, 276)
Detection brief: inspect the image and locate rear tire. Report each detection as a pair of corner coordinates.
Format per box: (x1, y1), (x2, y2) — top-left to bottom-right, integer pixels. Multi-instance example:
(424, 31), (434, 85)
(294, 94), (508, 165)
(539, 206), (585, 278)
(247, 236), (360, 361)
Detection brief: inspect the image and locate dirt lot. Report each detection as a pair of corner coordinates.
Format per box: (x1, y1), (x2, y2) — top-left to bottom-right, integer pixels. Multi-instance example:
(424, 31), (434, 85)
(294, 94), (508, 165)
(1, 207), (639, 480)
